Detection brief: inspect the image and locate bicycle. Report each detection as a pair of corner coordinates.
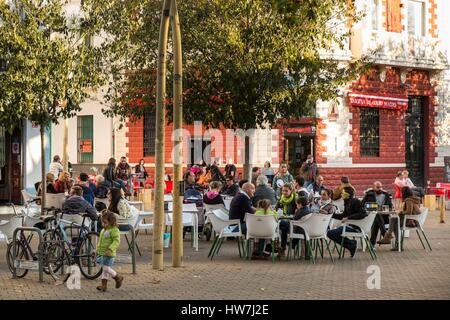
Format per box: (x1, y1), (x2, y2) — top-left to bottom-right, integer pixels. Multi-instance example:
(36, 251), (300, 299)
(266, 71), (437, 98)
(5, 205), (58, 278)
(42, 212), (102, 281)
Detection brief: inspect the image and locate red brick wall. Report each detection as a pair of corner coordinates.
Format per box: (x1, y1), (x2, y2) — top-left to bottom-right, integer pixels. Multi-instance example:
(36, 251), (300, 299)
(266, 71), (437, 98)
(319, 167), (402, 196)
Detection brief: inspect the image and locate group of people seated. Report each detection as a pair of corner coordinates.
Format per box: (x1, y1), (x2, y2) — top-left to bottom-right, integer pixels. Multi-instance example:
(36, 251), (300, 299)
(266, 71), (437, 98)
(194, 160), (425, 260)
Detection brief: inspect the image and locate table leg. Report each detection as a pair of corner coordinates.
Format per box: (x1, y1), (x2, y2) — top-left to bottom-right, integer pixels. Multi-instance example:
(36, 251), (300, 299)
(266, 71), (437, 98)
(440, 195), (445, 223)
(398, 216), (401, 252)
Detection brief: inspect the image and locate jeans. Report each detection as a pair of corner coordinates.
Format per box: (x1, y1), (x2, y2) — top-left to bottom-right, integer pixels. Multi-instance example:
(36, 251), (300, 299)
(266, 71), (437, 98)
(370, 214), (389, 245)
(279, 220), (290, 248)
(327, 226), (359, 251)
(233, 222), (246, 235)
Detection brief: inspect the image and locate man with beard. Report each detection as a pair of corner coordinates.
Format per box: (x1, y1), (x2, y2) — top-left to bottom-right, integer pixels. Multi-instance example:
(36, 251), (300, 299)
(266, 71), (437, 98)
(362, 181), (393, 246)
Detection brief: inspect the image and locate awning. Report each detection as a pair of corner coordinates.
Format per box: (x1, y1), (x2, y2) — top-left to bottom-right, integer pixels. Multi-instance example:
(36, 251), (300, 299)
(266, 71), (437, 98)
(348, 93), (408, 111)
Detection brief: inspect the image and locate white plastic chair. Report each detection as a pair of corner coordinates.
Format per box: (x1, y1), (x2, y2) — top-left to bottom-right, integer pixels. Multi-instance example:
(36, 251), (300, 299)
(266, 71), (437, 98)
(21, 189), (41, 217)
(245, 213), (279, 262)
(401, 207), (431, 251)
(288, 214), (333, 263)
(339, 213), (377, 260)
(207, 210), (243, 260)
(45, 193), (67, 209)
(166, 210), (199, 251)
(0, 216), (23, 245)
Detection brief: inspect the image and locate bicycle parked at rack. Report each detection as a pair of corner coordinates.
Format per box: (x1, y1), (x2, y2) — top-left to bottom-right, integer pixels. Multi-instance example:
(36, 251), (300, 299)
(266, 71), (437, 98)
(41, 211), (102, 280)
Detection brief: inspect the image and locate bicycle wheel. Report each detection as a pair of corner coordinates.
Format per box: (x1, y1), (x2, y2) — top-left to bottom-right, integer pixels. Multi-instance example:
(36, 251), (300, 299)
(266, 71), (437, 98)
(6, 241), (29, 278)
(42, 231), (64, 275)
(44, 242), (71, 282)
(77, 232), (102, 280)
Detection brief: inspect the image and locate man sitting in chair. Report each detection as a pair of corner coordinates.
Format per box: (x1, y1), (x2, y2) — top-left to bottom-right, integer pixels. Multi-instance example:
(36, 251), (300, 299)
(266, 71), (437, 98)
(229, 183), (256, 235)
(63, 186), (99, 222)
(362, 181), (393, 246)
(327, 187), (367, 258)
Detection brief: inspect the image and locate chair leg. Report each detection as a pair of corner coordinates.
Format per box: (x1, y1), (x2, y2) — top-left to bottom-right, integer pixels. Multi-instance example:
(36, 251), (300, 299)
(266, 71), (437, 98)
(287, 239), (292, 261)
(236, 237), (242, 258)
(416, 229), (426, 250)
(208, 236), (219, 258)
(400, 229), (405, 251)
(420, 228), (432, 251)
(339, 236), (345, 259)
(211, 237), (224, 260)
(216, 237), (225, 256)
(325, 238), (334, 263)
(314, 239), (319, 260)
(309, 240), (315, 264)
(319, 239), (324, 259)
(271, 240), (275, 263)
(364, 236), (376, 260)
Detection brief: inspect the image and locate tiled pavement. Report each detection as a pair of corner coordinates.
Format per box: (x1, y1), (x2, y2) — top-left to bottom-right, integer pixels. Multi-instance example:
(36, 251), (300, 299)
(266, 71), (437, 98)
(0, 210), (449, 300)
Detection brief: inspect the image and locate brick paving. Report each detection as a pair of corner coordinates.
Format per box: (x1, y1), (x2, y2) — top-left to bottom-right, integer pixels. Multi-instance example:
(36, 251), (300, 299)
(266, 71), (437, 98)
(0, 210), (449, 300)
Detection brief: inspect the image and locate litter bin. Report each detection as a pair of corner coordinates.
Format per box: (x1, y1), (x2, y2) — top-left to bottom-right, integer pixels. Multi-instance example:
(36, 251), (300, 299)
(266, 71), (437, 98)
(163, 233), (171, 248)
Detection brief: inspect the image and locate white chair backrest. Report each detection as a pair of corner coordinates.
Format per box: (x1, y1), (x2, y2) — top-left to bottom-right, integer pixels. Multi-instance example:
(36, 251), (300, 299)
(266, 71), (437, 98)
(294, 214), (332, 239)
(46, 193), (67, 209)
(245, 213), (277, 239)
(117, 206), (139, 229)
(212, 209), (229, 221)
(209, 211), (233, 233)
(413, 207), (429, 227)
(224, 199), (232, 210)
(62, 214), (90, 228)
(205, 204), (228, 215)
(22, 189), (36, 203)
(0, 216), (23, 240)
(166, 211), (194, 226)
(347, 213), (377, 234)
(332, 198), (345, 213)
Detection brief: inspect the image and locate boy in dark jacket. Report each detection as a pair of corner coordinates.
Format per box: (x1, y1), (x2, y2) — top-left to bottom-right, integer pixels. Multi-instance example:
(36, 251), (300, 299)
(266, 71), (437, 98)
(327, 186), (367, 257)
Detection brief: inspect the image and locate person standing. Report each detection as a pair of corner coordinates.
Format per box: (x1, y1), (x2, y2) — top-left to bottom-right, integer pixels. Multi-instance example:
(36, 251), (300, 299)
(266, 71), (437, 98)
(261, 161), (275, 185)
(116, 157), (131, 182)
(96, 210), (124, 292)
(300, 155), (318, 188)
(225, 159), (236, 178)
(272, 163), (294, 199)
(49, 155), (64, 179)
(135, 159), (149, 186)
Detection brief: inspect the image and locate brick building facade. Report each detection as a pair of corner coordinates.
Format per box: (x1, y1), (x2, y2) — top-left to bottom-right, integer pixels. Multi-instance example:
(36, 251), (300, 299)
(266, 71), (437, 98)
(116, 0), (450, 195)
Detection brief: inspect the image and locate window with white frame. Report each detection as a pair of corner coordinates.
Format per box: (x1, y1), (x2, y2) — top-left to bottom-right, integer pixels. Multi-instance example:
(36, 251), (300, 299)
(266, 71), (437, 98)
(408, 0), (426, 37)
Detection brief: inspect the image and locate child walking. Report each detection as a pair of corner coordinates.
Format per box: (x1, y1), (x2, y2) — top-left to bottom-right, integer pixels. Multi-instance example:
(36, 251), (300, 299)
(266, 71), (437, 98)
(96, 210), (124, 292)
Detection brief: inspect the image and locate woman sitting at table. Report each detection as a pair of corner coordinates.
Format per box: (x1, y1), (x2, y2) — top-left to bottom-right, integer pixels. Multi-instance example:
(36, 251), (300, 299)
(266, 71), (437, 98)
(37, 172), (57, 196)
(275, 183), (298, 257)
(377, 186), (421, 250)
(318, 189), (338, 215)
(54, 171), (73, 194)
(107, 188), (136, 232)
(203, 181), (225, 205)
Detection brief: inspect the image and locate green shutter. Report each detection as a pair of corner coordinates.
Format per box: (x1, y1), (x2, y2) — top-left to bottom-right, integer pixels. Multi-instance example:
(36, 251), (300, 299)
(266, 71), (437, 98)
(77, 116), (94, 163)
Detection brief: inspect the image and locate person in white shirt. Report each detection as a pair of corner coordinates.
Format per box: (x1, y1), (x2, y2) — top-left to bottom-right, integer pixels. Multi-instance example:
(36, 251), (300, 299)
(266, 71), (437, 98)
(402, 170), (425, 197)
(49, 155), (64, 179)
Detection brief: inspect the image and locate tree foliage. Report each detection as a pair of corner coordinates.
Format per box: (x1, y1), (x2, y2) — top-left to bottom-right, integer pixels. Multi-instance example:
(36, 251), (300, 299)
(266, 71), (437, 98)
(0, 0), (103, 132)
(84, 0), (367, 130)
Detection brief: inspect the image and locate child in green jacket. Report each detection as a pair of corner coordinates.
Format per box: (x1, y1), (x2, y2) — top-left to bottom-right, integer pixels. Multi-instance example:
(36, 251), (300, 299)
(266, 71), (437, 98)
(96, 210), (123, 292)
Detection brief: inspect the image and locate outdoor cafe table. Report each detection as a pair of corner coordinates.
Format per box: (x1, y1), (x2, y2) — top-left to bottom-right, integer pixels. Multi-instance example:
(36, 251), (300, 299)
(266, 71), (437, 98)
(374, 210), (401, 252)
(167, 202), (199, 251)
(426, 186), (448, 223)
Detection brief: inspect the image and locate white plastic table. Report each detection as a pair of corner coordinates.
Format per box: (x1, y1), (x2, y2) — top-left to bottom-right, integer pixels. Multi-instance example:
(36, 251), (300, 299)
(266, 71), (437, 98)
(167, 202), (199, 251)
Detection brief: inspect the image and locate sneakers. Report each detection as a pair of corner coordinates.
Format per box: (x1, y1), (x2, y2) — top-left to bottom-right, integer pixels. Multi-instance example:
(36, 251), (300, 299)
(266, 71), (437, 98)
(377, 233), (393, 245)
(349, 241), (357, 258)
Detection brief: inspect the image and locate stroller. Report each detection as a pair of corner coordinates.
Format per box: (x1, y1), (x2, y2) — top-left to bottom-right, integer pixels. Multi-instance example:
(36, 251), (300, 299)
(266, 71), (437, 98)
(183, 188), (209, 240)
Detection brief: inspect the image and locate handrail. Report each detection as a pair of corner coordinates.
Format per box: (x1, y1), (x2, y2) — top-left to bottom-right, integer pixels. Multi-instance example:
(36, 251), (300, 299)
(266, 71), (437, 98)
(12, 227), (44, 283)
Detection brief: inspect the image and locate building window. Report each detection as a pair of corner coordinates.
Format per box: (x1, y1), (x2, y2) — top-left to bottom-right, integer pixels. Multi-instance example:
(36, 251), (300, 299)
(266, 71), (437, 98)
(408, 0), (426, 37)
(360, 108), (380, 157)
(77, 116), (94, 163)
(386, 0), (402, 33)
(143, 108), (157, 156)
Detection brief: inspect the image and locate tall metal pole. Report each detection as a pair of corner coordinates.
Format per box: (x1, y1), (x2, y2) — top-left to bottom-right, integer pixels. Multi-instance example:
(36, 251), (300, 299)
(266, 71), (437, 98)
(153, 0), (171, 271)
(170, 0), (183, 267)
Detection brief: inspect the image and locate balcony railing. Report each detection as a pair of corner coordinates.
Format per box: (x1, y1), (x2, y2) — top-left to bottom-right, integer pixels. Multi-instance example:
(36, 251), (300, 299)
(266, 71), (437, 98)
(351, 29), (449, 70)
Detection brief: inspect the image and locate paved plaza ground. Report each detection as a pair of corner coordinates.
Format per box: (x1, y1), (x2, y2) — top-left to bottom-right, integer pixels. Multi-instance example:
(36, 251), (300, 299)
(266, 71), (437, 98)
(0, 209), (449, 300)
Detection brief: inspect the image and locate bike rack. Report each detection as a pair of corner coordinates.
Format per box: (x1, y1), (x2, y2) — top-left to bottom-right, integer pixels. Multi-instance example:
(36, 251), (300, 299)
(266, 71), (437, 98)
(12, 227), (44, 283)
(116, 224), (137, 274)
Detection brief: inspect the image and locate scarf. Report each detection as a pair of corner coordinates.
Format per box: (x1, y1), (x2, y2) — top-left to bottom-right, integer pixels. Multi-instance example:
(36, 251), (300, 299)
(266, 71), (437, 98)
(279, 192), (296, 214)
